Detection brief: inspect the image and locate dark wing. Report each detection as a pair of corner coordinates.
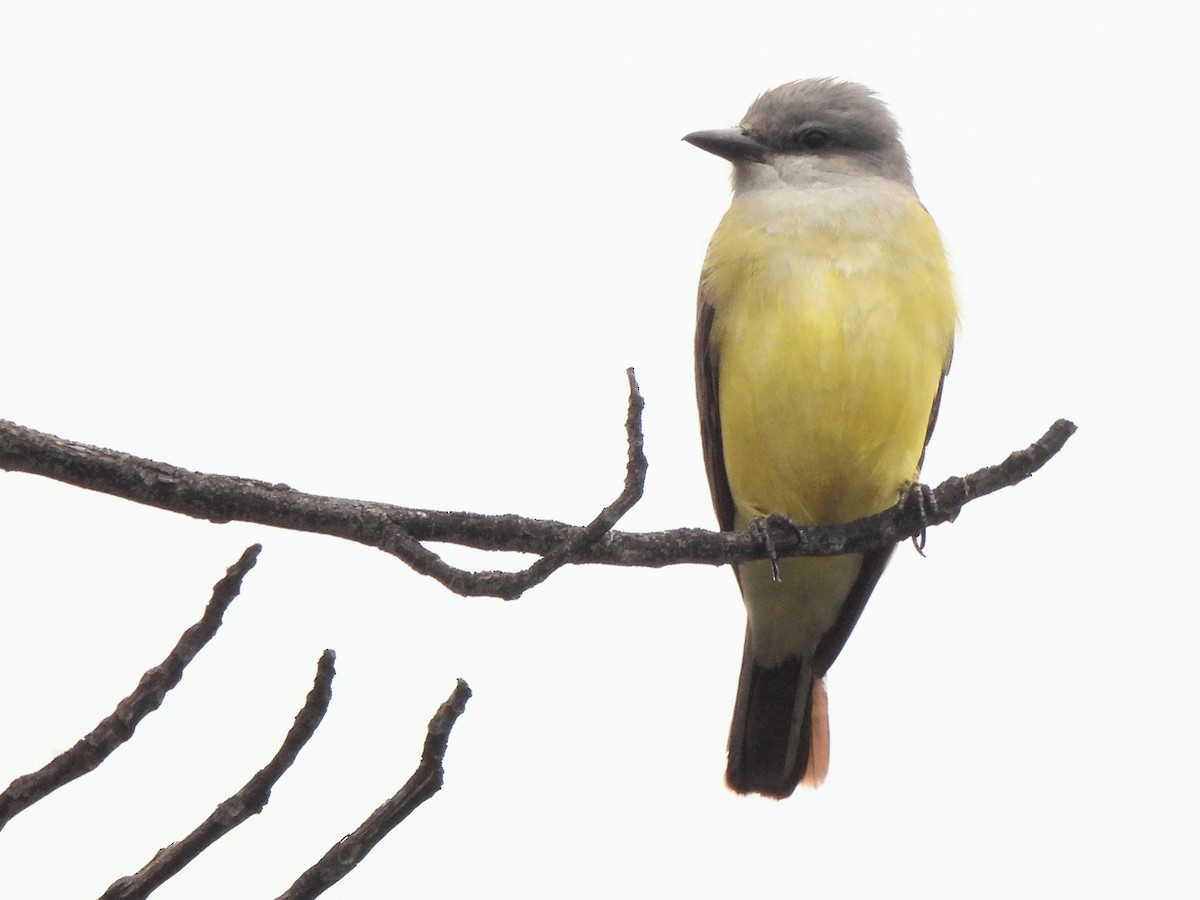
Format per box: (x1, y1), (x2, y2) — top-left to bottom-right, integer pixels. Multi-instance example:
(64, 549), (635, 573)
(812, 546), (896, 676)
(918, 345), (952, 471)
(695, 284), (735, 533)
(812, 349), (953, 676)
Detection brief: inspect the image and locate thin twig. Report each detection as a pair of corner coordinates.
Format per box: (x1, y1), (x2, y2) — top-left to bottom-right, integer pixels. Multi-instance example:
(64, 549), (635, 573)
(0, 402), (1077, 598)
(0, 545), (262, 830)
(740, 416), (1081, 564)
(375, 368), (648, 599)
(98, 650), (337, 900)
(274, 679), (472, 900)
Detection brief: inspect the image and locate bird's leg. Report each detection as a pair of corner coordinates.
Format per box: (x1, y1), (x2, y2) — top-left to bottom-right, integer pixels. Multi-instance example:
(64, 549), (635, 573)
(747, 514), (801, 583)
(898, 482), (939, 556)
(747, 517), (781, 582)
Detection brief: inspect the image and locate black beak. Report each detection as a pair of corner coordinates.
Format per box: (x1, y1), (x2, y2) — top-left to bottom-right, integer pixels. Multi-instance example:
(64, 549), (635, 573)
(683, 128), (769, 164)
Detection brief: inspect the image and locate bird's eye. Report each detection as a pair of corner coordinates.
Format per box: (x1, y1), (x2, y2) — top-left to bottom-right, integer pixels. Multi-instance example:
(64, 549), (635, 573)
(797, 128), (831, 150)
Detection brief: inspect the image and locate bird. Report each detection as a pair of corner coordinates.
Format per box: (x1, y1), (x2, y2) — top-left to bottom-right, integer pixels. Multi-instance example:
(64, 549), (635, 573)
(686, 78), (957, 798)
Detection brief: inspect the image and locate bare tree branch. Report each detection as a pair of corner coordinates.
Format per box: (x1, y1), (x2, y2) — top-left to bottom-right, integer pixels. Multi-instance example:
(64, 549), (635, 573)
(0, 379), (1077, 599)
(371, 368), (647, 599)
(275, 679), (472, 900)
(98, 650), (337, 900)
(0, 545), (262, 830)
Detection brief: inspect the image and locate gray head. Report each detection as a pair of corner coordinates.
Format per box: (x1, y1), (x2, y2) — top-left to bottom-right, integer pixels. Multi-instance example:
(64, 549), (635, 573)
(685, 78), (913, 190)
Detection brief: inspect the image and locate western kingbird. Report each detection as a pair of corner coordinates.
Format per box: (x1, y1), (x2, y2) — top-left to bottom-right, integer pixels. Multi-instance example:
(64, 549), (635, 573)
(687, 79), (957, 798)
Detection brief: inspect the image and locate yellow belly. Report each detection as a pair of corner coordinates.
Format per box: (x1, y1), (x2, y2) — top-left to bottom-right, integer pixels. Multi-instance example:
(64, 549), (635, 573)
(703, 183), (957, 664)
(706, 185), (957, 531)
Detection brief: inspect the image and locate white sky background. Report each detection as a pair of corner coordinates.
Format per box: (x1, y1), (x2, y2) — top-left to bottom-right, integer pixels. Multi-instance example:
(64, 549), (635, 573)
(1, 2), (1197, 897)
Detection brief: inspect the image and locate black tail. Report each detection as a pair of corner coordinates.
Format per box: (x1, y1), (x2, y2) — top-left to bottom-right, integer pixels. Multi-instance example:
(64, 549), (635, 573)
(726, 629), (829, 798)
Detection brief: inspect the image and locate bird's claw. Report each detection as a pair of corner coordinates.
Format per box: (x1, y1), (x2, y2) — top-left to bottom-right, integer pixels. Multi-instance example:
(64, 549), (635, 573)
(898, 482), (938, 556)
(748, 514), (802, 583)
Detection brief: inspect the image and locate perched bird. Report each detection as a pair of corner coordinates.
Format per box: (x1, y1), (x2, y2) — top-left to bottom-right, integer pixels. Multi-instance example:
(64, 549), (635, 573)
(687, 79), (957, 798)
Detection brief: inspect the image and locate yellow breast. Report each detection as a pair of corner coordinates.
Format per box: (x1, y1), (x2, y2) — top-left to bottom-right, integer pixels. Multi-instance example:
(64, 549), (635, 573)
(704, 181), (957, 529)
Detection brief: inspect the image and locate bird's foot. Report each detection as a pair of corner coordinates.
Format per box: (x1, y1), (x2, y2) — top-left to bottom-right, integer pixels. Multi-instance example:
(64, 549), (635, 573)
(747, 514), (800, 583)
(898, 482), (939, 556)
